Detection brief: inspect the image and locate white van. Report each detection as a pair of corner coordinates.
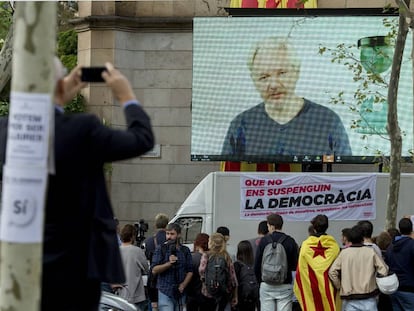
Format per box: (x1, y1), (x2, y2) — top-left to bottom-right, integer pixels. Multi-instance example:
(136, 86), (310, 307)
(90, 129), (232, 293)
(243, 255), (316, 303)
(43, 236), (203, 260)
(171, 172), (414, 255)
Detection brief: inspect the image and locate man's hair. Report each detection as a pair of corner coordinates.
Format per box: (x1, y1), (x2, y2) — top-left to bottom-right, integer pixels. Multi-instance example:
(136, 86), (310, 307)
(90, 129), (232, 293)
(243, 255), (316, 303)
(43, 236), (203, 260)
(267, 213), (283, 230)
(247, 36), (301, 74)
(236, 240), (254, 266)
(387, 227), (400, 240)
(216, 226), (230, 242)
(216, 226), (230, 237)
(341, 228), (352, 241)
(258, 220), (269, 235)
(357, 220), (374, 238)
(399, 217), (413, 235)
(166, 222), (181, 234)
(375, 231), (392, 251)
(155, 213), (169, 229)
(308, 224), (315, 236)
(311, 214), (329, 234)
(120, 224), (136, 243)
(349, 225), (364, 244)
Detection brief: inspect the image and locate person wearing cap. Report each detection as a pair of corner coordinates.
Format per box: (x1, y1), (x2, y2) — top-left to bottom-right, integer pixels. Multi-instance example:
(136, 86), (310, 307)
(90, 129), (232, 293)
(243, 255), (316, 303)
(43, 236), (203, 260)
(0, 59), (154, 311)
(329, 224), (388, 311)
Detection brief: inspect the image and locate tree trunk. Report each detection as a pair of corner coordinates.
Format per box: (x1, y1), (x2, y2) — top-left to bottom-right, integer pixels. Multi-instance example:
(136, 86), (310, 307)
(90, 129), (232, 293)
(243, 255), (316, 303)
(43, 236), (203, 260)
(0, 2), (56, 310)
(0, 25), (13, 94)
(385, 0), (410, 230)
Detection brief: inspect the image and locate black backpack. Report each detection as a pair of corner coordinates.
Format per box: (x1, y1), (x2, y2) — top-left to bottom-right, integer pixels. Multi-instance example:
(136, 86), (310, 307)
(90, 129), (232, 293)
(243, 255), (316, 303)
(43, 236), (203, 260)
(237, 261), (259, 303)
(204, 255), (229, 298)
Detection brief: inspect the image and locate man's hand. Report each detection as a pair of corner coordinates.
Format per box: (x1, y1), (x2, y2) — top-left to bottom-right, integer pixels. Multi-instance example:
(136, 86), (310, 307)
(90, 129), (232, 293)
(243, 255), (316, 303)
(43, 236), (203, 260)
(169, 254), (178, 265)
(102, 62), (136, 105)
(62, 65), (86, 104)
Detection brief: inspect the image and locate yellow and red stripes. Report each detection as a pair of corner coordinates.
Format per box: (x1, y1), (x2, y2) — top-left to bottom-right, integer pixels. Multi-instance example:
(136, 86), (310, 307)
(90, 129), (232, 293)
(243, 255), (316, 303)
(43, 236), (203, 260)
(294, 235), (340, 311)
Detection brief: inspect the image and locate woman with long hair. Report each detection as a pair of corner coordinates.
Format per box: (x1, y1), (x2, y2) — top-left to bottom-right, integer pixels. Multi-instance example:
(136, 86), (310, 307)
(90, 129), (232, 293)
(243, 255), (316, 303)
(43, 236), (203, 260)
(199, 233), (238, 311)
(234, 240), (258, 311)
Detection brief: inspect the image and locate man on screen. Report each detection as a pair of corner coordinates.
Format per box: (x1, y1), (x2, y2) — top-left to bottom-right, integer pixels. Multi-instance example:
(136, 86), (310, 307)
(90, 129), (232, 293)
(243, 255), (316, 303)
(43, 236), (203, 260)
(221, 37), (352, 158)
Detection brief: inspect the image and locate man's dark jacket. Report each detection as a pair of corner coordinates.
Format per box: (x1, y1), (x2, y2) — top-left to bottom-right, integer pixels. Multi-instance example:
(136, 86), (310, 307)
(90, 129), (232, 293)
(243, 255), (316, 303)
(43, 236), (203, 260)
(384, 236), (414, 292)
(0, 104), (154, 301)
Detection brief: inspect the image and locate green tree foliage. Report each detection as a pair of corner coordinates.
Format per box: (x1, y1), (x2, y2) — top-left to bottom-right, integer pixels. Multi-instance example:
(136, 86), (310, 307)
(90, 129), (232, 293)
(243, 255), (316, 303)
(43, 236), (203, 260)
(57, 29), (77, 70)
(318, 17), (400, 156)
(0, 1), (13, 50)
(56, 1), (78, 72)
(0, 101), (8, 116)
(0, 1), (85, 114)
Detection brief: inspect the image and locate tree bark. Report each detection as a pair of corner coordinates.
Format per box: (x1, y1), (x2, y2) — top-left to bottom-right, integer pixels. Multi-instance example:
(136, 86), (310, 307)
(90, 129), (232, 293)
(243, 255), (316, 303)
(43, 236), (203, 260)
(0, 2), (56, 310)
(385, 0), (410, 230)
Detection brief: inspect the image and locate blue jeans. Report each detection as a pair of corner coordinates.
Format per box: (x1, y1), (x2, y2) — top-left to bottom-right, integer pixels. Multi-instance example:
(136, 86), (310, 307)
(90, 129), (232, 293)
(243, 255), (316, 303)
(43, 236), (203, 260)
(390, 291), (414, 311)
(158, 290), (186, 311)
(260, 282), (292, 311)
(342, 298), (377, 311)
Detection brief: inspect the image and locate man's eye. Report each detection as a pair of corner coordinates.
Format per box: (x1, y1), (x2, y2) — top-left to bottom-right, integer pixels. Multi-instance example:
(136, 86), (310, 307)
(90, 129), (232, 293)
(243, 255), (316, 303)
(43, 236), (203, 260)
(258, 75), (268, 81)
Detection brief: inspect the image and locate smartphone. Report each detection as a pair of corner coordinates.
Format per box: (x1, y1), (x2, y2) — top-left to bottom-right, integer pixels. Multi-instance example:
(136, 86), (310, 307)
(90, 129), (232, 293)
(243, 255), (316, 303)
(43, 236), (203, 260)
(81, 67), (107, 82)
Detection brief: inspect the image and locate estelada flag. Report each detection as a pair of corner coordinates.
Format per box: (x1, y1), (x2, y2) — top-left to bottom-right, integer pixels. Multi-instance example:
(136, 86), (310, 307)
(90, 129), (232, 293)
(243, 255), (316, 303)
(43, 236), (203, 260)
(294, 235), (340, 311)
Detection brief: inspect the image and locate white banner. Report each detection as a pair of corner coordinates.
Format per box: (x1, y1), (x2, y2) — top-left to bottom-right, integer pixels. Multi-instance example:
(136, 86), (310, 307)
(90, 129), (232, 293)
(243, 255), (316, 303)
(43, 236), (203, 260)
(6, 92), (51, 168)
(240, 174), (376, 221)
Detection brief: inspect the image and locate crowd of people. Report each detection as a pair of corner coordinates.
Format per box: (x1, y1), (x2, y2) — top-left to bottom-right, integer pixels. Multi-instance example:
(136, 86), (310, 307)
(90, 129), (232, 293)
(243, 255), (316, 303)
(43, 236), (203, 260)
(109, 213), (414, 311)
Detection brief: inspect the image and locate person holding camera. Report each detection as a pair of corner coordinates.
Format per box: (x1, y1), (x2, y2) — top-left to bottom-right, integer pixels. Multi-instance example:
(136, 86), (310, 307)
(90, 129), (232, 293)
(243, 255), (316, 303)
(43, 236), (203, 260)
(0, 58), (154, 311)
(151, 223), (193, 311)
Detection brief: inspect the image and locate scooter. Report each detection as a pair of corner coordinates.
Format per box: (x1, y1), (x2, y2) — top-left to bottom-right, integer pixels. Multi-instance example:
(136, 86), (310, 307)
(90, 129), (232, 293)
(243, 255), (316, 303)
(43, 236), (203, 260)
(99, 290), (138, 311)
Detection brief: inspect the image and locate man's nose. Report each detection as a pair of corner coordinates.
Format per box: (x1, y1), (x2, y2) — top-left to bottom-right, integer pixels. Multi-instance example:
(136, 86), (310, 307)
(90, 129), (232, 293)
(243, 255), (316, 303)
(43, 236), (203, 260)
(268, 75), (281, 88)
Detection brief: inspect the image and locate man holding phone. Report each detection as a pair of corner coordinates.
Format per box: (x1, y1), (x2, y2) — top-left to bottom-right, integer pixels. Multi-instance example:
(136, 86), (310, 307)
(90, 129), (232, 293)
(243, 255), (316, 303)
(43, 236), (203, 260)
(81, 66), (108, 82)
(0, 59), (154, 311)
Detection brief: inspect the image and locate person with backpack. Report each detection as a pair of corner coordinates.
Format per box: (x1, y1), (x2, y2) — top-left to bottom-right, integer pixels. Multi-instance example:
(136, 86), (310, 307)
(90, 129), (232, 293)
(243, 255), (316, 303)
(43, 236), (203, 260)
(151, 222), (193, 311)
(186, 233), (214, 311)
(254, 213), (299, 311)
(294, 214), (340, 311)
(234, 240), (259, 311)
(199, 233), (238, 311)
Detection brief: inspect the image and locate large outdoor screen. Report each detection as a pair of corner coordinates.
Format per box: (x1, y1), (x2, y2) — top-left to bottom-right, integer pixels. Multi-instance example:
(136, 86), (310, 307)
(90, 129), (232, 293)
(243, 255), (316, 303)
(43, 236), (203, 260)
(191, 9), (413, 164)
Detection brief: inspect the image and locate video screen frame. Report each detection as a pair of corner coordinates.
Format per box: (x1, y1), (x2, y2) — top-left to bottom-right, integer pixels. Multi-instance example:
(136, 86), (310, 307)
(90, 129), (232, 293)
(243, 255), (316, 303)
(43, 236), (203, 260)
(191, 8), (413, 164)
